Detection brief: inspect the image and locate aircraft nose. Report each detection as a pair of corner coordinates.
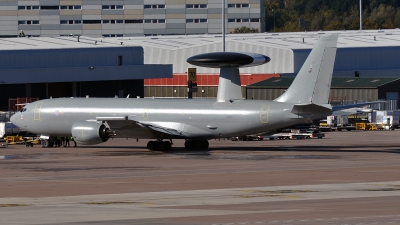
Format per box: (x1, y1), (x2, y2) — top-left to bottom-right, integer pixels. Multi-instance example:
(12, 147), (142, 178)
(10, 112), (21, 126)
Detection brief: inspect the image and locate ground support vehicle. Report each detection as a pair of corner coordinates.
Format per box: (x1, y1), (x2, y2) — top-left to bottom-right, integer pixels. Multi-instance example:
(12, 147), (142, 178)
(3, 136), (40, 147)
(266, 130), (325, 140)
(231, 135), (263, 141)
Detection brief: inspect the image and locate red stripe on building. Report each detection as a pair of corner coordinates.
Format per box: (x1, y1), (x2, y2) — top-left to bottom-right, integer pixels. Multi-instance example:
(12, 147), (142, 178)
(144, 73), (280, 86)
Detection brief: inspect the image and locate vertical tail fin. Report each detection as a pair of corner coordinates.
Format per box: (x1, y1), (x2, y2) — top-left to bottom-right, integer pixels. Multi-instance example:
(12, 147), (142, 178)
(274, 34), (338, 104)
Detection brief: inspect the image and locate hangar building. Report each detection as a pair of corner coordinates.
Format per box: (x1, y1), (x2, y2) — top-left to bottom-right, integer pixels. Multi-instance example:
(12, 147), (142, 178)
(246, 77), (400, 110)
(99, 29), (400, 77)
(0, 36), (172, 110)
(3, 29), (400, 110)
(93, 29), (400, 99)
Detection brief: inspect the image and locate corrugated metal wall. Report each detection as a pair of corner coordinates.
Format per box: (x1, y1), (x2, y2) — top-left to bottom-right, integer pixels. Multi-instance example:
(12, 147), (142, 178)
(144, 86), (247, 98)
(144, 43), (400, 77)
(0, 47), (144, 69)
(246, 88), (286, 100)
(329, 89), (378, 101)
(262, 46), (400, 75)
(143, 41), (294, 74)
(246, 88), (378, 101)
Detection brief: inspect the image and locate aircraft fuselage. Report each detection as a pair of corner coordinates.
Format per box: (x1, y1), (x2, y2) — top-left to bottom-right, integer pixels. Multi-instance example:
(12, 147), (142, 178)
(13, 98), (330, 139)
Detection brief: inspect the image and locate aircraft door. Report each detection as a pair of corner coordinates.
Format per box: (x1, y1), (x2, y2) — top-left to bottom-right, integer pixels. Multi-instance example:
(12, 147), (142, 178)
(34, 102), (43, 121)
(260, 106), (269, 124)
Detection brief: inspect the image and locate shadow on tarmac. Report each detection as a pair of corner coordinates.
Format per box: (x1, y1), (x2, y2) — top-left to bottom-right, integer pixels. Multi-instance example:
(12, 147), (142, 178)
(86, 145), (400, 158)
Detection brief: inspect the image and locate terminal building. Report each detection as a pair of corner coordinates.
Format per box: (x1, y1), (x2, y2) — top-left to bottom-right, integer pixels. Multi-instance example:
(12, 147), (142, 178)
(0, 0), (264, 38)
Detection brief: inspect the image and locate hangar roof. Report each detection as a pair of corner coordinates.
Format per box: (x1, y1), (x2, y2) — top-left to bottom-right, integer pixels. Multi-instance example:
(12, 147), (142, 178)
(104, 29), (400, 50)
(2, 29), (400, 51)
(248, 77), (400, 88)
(0, 36), (128, 50)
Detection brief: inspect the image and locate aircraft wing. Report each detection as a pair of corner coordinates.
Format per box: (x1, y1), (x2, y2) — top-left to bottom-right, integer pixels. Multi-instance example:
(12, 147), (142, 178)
(97, 116), (212, 138)
(136, 122), (186, 137)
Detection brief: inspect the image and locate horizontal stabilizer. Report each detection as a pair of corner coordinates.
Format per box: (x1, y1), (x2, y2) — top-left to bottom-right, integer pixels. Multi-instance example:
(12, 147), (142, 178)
(291, 104), (332, 115)
(332, 101), (384, 111)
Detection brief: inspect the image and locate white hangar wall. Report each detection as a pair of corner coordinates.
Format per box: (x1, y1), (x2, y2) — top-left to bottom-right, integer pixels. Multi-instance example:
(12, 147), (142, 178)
(142, 41), (294, 74)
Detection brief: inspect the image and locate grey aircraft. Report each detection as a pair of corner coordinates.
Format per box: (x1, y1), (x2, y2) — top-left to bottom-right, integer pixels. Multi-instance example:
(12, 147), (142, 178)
(10, 34), (338, 150)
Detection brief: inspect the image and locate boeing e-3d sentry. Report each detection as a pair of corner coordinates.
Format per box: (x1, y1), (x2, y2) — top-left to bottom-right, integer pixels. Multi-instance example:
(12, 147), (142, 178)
(10, 34), (338, 150)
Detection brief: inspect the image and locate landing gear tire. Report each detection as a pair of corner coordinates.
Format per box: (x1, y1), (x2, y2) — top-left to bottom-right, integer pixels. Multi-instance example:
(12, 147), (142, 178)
(42, 139), (54, 148)
(147, 140), (172, 151)
(184, 140), (195, 150)
(200, 140), (209, 149)
(147, 141), (156, 151)
(163, 141), (172, 151)
(184, 139), (209, 150)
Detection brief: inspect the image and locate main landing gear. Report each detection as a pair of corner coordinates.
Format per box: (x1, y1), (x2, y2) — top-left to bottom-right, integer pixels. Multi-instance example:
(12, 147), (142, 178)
(184, 139), (209, 150)
(146, 139), (210, 151)
(147, 140), (172, 151)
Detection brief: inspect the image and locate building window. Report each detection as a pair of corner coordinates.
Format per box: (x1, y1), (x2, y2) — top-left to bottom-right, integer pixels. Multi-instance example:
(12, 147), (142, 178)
(18, 20), (40, 25)
(250, 18), (260, 22)
(228, 18), (255, 23)
(61, 20), (82, 24)
(103, 20), (124, 24)
(103, 34), (124, 37)
(186, 4), (207, 8)
(83, 20), (101, 24)
(186, 19), (207, 23)
(40, 6), (59, 10)
(18, 5), (40, 10)
(125, 20), (143, 24)
(60, 5), (82, 10)
(102, 5), (123, 10)
(144, 19), (165, 23)
(228, 4), (249, 8)
(144, 4), (165, 9)
(118, 56), (123, 66)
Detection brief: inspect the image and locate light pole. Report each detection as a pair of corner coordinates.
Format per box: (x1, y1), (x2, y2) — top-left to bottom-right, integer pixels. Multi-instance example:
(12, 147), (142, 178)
(272, 9), (275, 30)
(222, 0), (225, 52)
(359, 0), (362, 30)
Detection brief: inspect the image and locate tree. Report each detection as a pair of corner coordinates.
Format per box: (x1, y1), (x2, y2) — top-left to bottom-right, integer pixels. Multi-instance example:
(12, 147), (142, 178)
(232, 26), (259, 33)
(264, 0), (400, 31)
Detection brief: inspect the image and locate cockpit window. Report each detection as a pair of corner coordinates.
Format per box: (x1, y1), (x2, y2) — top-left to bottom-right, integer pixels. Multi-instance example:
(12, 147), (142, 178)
(20, 108), (27, 112)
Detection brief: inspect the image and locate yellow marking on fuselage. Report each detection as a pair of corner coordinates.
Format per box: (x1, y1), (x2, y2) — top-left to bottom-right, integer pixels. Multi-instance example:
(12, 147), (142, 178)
(143, 108), (149, 119)
(260, 105), (270, 124)
(34, 102), (43, 121)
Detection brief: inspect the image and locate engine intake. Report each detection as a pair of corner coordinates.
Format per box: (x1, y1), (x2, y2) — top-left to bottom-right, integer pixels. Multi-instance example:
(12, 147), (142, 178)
(71, 122), (113, 145)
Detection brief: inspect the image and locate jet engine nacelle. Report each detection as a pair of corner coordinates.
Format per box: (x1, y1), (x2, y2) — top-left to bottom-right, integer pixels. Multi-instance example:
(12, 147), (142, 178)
(71, 122), (113, 145)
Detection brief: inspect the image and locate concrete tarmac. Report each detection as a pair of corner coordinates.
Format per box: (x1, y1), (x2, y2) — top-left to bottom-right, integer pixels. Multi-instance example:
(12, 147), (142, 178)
(0, 130), (400, 225)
